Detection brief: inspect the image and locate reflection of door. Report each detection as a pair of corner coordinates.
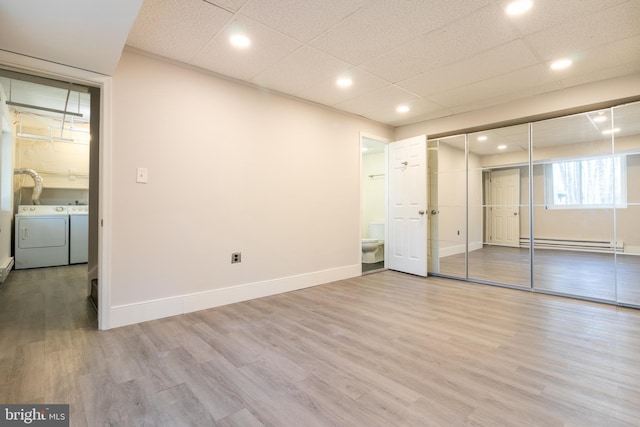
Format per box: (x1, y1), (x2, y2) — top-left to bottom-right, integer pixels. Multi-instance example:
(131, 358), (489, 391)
(387, 135), (427, 276)
(489, 169), (520, 247)
(427, 142), (439, 273)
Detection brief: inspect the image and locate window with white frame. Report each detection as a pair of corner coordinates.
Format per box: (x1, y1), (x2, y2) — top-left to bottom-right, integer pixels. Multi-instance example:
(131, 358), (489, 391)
(544, 156), (627, 209)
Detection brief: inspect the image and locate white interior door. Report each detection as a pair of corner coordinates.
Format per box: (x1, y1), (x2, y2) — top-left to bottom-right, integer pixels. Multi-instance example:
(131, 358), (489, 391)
(387, 135), (427, 276)
(489, 168), (520, 247)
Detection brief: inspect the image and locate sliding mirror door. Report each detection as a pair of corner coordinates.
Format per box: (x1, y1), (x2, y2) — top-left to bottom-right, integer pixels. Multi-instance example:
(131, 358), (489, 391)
(613, 101), (640, 307)
(531, 112), (616, 301)
(431, 135), (467, 279)
(468, 124), (530, 287)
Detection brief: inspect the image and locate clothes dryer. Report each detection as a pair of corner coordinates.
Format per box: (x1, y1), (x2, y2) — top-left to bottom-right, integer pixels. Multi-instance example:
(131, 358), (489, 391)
(15, 205), (69, 269)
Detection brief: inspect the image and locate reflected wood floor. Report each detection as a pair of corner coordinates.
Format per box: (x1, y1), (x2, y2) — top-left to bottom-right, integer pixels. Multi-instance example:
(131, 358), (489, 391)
(439, 245), (640, 305)
(1, 265), (640, 426)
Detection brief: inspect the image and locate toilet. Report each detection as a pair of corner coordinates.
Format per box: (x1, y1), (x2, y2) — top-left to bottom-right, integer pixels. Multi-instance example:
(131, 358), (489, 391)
(362, 222), (384, 264)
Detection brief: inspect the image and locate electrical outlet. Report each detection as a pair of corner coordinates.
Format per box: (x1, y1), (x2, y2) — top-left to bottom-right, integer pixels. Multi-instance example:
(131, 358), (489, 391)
(231, 252), (242, 263)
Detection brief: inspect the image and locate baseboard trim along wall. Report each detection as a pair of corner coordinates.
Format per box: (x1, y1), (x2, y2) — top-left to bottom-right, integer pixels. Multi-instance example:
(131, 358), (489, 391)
(438, 242), (483, 258)
(109, 264), (362, 328)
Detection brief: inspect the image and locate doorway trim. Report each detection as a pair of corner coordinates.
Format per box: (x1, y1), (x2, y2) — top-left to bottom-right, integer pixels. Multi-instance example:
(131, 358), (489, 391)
(360, 132), (390, 275)
(0, 49), (113, 330)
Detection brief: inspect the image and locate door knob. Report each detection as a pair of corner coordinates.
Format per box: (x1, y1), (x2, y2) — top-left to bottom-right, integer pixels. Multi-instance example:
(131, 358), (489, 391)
(514, 212), (518, 215)
(418, 210), (425, 215)
(431, 210), (438, 215)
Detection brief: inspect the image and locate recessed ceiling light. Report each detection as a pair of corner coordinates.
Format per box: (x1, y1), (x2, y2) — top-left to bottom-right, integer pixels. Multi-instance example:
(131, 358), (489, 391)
(477, 135), (488, 141)
(396, 105), (410, 113)
(506, 0), (533, 16)
(230, 34), (250, 48)
(336, 77), (352, 88)
(497, 145), (507, 150)
(592, 115), (607, 123)
(550, 58), (572, 70)
(602, 128), (621, 135)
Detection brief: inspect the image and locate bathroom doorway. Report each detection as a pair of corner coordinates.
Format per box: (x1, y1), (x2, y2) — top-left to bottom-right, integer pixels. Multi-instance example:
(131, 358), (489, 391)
(361, 135), (388, 274)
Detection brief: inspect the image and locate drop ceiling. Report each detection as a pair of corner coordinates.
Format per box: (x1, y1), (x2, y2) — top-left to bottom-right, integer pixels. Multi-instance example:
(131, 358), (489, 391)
(1, 0), (639, 128)
(126, 0), (640, 126)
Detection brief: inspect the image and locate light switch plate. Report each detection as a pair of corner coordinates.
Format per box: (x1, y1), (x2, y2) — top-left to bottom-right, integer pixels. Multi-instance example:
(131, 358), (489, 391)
(136, 167), (148, 183)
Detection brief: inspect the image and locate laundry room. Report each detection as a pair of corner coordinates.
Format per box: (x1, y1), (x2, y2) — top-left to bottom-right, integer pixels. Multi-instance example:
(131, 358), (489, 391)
(0, 73), (91, 272)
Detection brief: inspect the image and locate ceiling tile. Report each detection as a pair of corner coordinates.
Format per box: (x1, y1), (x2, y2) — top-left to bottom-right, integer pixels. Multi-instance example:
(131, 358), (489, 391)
(556, 35), (640, 87)
(126, 0), (232, 63)
(524, 1), (640, 61)
(250, 46), (352, 95)
(190, 15), (302, 81)
(366, 98), (448, 126)
(204, 0), (247, 12)
(240, 0), (369, 43)
(427, 64), (553, 109)
(334, 84), (421, 116)
(119, 0), (640, 126)
(507, 0), (631, 36)
(447, 81), (566, 115)
(360, 2), (520, 82)
(397, 39), (540, 98)
(311, 0), (491, 65)
(295, 68), (388, 106)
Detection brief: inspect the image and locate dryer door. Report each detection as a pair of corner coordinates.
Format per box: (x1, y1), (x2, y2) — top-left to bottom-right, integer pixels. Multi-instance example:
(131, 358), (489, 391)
(17, 217), (68, 249)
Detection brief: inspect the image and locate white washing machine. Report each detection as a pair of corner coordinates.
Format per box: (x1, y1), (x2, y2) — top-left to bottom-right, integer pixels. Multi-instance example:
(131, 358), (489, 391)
(69, 206), (89, 264)
(15, 205), (69, 269)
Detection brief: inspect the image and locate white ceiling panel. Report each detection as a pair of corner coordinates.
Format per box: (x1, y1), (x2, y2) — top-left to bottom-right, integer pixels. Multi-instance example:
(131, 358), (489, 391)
(126, 0), (233, 63)
(428, 64), (555, 109)
(360, 2), (521, 83)
(555, 35), (640, 85)
(240, 0), (370, 43)
(334, 84), (421, 116)
(190, 16), (302, 81)
(310, 0), (491, 66)
(296, 68), (388, 107)
(5, 0), (640, 127)
(366, 98), (447, 127)
(507, 0), (631, 36)
(398, 39), (540, 98)
(524, 1), (640, 62)
(447, 81), (566, 116)
(204, 0), (248, 12)
(250, 46), (352, 95)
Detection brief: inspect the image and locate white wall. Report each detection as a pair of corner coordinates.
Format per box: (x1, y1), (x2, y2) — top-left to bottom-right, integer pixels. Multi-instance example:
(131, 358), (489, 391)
(110, 51), (392, 326)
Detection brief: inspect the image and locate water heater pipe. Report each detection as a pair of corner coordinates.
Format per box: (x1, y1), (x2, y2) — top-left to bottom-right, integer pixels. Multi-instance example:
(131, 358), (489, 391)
(14, 168), (43, 205)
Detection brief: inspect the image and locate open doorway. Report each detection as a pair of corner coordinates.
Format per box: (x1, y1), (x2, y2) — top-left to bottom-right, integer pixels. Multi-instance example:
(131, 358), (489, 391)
(0, 69), (98, 317)
(361, 135), (388, 274)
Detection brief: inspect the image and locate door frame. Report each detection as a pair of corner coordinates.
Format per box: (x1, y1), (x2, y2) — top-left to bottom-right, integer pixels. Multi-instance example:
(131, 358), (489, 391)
(486, 168), (521, 247)
(0, 50), (113, 330)
(360, 133), (391, 273)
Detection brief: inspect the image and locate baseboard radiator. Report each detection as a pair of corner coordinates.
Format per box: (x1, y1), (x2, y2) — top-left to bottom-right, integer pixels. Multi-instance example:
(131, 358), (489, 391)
(519, 238), (624, 253)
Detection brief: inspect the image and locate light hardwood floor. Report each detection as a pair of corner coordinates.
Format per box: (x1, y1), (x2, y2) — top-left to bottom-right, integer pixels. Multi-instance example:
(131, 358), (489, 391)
(1, 265), (639, 426)
(439, 245), (640, 305)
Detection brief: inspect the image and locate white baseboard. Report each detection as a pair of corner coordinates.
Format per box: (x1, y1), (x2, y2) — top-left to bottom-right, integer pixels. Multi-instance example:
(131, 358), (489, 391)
(109, 264), (362, 329)
(438, 241), (483, 258)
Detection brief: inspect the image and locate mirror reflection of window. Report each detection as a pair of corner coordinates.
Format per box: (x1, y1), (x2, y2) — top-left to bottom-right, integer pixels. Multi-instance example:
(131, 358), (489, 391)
(428, 100), (640, 308)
